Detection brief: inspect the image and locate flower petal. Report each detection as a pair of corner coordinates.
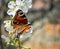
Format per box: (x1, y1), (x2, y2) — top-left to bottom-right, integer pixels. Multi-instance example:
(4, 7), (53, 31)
(20, 5), (28, 13)
(20, 26), (33, 41)
(1, 35), (6, 39)
(8, 1), (16, 9)
(5, 37), (10, 43)
(26, 0), (32, 2)
(16, 0), (25, 6)
(7, 9), (15, 16)
(5, 26), (13, 32)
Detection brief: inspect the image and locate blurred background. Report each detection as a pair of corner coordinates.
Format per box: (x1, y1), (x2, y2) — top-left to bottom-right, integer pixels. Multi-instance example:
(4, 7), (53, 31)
(0, 0), (60, 49)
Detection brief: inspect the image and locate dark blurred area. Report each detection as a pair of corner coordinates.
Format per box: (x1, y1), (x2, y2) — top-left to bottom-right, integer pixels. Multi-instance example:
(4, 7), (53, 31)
(0, 0), (9, 49)
(0, 0), (8, 19)
(27, 0), (60, 23)
(0, 0), (60, 49)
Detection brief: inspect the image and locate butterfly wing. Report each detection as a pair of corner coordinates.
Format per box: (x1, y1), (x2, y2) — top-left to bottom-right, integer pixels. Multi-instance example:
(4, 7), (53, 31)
(12, 9), (31, 35)
(12, 9), (28, 25)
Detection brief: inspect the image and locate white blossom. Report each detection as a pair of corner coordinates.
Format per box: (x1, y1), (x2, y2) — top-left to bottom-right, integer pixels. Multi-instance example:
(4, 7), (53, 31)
(16, 0), (24, 6)
(4, 20), (13, 32)
(7, 0), (32, 17)
(7, 9), (16, 16)
(8, 1), (16, 9)
(20, 26), (33, 41)
(1, 35), (10, 43)
(7, 42), (10, 45)
(5, 37), (10, 43)
(1, 35), (6, 39)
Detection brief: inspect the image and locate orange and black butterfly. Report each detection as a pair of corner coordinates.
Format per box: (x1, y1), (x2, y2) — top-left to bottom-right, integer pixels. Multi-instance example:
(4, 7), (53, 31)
(11, 9), (31, 35)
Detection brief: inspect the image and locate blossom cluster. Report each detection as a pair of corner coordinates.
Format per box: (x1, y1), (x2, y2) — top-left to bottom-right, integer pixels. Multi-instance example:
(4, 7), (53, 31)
(1, 20), (33, 45)
(1, 0), (32, 49)
(7, 0), (32, 18)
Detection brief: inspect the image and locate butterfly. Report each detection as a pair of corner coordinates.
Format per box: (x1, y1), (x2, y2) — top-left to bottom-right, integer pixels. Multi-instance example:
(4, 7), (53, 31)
(11, 9), (31, 35)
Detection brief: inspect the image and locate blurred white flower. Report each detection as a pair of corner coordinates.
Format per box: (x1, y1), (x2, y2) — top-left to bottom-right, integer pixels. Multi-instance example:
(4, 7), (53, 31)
(5, 26), (13, 32)
(4, 20), (11, 24)
(7, 9), (16, 16)
(7, 42), (10, 45)
(4, 20), (11, 27)
(4, 20), (13, 32)
(5, 37), (10, 43)
(1, 35), (6, 39)
(20, 26), (33, 41)
(16, 0), (24, 6)
(1, 35), (10, 43)
(26, 0), (32, 2)
(8, 1), (16, 9)
(7, 0), (32, 17)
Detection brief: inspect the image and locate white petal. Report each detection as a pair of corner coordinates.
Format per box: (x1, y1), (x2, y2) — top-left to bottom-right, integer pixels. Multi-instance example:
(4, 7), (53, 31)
(8, 1), (16, 9)
(4, 20), (12, 28)
(28, 26), (33, 33)
(16, 0), (22, 6)
(20, 32), (32, 41)
(23, 0), (32, 3)
(22, 6), (28, 13)
(20, 35), (23, 39)
(5, 26), (13, 32)
(10, 6), (20, 18)
(20, 1), (24, 6)
(1, 35), (6, 39)
(15, 6), (21, 11)
(4, 23), (9, 27)
(26, 2), (32, 8)
(7, 42), (10, 45)
(1, 35), (10, 43)
(7, 9), (15, 16)
(20, 26), (33, 41)
(4, 20), (9, 24)
(5, 37), (10, 42)
(11, 6), (20, 17)
(29, 4), (32, 8)
(7, 9), (13, 15)
(26, 0), (32, 2)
